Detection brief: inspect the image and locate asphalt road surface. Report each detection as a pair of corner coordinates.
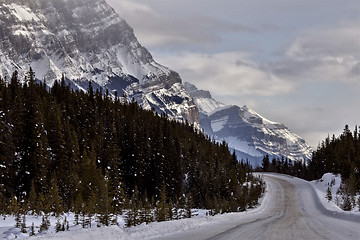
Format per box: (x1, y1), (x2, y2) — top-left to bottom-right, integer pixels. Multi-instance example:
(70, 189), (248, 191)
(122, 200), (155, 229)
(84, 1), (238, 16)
(156, 173), (360, 240)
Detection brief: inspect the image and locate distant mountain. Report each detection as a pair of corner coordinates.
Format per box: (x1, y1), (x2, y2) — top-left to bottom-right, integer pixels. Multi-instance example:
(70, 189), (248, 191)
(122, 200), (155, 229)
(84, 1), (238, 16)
(0, 0), (198, 123)
(184, 82), (313, 165)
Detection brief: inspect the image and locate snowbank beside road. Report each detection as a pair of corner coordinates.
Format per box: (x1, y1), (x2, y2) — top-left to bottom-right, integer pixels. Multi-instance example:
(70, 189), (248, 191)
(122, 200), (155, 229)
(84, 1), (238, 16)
(310, 173), (360, 214)
(25, 186), (270, 240)
(0, 179), (269, 240)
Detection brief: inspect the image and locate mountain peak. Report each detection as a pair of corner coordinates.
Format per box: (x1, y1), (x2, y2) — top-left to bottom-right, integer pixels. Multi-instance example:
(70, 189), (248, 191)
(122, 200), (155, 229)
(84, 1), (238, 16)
(186, 82), (312, 164)
(184, 82), (225, 114)
(0, 0), (199, 124)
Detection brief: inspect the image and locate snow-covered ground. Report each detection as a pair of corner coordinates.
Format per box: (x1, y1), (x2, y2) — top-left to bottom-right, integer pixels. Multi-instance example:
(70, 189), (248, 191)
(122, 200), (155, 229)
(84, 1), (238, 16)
(1, 173), (359, 239)
(0, 182), (270, 240)
(310, 173), (360, 214)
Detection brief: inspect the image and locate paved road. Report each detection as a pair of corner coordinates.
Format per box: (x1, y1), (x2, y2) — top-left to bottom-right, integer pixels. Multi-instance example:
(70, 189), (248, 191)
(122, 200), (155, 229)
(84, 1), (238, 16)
(156, 174), (360, 240)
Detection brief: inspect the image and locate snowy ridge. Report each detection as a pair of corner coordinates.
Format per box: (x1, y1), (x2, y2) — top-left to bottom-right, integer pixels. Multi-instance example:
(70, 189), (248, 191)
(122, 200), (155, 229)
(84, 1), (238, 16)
(184, 82), (225, 114)
(184, 83), (313, 163)
(0, 0), (198, 123)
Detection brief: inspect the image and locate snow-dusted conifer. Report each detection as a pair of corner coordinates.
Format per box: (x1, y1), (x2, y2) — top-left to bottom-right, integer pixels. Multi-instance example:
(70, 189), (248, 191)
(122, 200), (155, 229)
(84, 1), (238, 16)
(326, 186), (332, 202)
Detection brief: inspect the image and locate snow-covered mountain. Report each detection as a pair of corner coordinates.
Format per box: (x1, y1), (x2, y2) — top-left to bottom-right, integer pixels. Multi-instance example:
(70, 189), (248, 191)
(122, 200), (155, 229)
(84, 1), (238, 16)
(0, 0), (312, 163)
(0, 0), (198, 123)
(184, 82), (313, 164)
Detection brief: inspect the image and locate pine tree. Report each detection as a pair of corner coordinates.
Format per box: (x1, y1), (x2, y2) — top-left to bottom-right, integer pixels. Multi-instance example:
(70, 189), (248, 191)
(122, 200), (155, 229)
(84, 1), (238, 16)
(326, 186), (332, 202)
(262, 155), (270, 172)
(55, 218), (62, 232)
(141, 196), (153, 224)
(15, 212), (21, 228)
(34, 193), (43, 214)
(27, 180), (37, 214)
(125, 201), (139, 227)
(48, 174), (63, 216)
(20, 215), (27, 233)
(39, 215), (50, 233)
(97, 175), (112, 226)
(213, 196), (221, 214)
(65, 217), (70, 231)
(185, 193), (193, 218)
(86, 191), (97, 228)
(167, 200), (174, 221)
(155, 184), (167, 222)
(81, 212), (87, 228)
(342, 194), (352, 211)
(177, 194), (186, 219)
(73, 193), (83, 225)
(9, 196), (20, 217)
(29, 222), (35, 236)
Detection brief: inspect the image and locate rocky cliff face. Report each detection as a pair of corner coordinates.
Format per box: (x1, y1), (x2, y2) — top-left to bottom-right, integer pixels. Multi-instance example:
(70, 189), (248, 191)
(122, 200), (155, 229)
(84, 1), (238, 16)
(0, 0), (198, 123)
(185, 82), (313, 164)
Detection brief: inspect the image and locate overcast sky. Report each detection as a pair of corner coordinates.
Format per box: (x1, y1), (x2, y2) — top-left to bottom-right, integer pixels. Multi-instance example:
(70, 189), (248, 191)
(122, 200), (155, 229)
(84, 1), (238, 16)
(107, 0), (360, 148)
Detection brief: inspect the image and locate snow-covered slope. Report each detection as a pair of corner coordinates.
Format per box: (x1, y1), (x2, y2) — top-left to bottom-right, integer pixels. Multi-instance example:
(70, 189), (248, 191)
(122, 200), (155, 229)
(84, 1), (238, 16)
(311, 173), (360, 213)
(0, 0), (198, 123)
(183, 82), (225, 114)
(185, 82), (313, 164)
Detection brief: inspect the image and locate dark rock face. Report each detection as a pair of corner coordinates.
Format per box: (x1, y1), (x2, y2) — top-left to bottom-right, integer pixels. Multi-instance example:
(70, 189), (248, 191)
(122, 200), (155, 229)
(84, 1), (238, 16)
(0, 0), (199, 124)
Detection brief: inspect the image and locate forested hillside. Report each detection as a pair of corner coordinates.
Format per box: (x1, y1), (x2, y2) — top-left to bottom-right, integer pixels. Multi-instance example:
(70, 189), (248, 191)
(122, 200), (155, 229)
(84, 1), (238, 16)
(0, 70), (264, 227)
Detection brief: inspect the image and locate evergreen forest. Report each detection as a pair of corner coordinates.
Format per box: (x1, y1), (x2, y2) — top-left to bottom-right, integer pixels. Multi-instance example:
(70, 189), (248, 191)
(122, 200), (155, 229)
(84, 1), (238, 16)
(0, 70), (264, 228)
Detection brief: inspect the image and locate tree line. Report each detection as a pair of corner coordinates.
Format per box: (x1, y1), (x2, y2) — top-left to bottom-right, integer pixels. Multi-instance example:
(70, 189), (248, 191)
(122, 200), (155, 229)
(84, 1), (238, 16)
(0, 70), (264, 228)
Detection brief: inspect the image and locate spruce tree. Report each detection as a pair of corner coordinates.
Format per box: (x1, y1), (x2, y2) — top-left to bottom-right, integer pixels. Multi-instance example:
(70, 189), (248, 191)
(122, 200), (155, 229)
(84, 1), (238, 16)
(326, 186), (332, 202)
(29, 222), (35, 236)
(342, 194), (352, 211)
(97, 175), (112, 226)
(48, 174), (63, 216)
(141, 196), (153, 224)
(155, 184), (167, 222)
(15, 212), (21, 229)
(27, 180), (37, 214)
(39, 215), (50, 233)
(185, 193), (193, 218)
(20, 215), (27, 233)
(55, 218), (62, 232)
(73, 193), (83, 225)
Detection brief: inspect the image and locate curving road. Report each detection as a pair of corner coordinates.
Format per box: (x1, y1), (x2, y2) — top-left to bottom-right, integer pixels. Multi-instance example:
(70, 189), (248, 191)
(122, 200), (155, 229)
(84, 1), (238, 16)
(156, 174), (360, 240)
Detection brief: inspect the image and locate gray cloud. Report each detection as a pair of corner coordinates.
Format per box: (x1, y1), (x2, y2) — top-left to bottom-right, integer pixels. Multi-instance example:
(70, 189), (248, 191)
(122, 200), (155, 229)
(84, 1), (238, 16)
(269, 22), (360, 85)
(106, 0), (256, 49)
(286, 23), (360, 59)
